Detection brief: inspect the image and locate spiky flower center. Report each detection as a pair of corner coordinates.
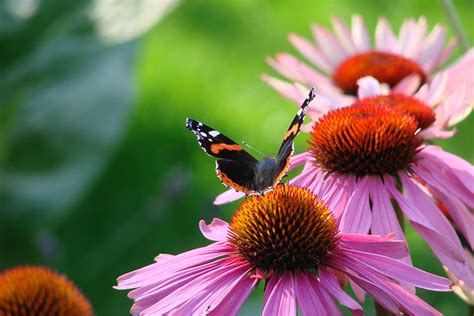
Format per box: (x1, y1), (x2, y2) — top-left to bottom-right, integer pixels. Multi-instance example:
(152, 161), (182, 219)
(0, 266), (93, 316)
(229, 185), (338, 273)
(333, 51), (426, 95)
(355, 94), (436, 129)
(308, 104), (423, 176)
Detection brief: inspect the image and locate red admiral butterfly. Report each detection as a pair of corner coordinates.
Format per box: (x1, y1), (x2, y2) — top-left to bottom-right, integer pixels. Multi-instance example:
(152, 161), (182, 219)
(186, 88), (316, 195)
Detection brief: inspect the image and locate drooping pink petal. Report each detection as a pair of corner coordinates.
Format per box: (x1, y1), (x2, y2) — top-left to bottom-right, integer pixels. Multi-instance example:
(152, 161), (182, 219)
(415, 146), (473, 206)
(431, 188), (474, 249)
(339, 233), (408, 259)
(294, 272), (338, 316)
(199, 218), (229, 242)
(342, 248), (452, 290)
(385, 175), (474, 289)
(262, 274), (297, 316)
(333, 256), (444, 315)
(214, 189), (245, 205)
(319, 268), (362, 314)
(179, 259), (257, 315)
(388, 174), (463, 258)
(367, 177), (405, 240)
(310, 278), (342, 315)
(206, 271), (259, 315)
(444, 249), (474, 305)
(339, 177), (372, 234)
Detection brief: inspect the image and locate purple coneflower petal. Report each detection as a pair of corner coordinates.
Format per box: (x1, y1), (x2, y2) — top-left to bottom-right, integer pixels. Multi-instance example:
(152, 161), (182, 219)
(392, 74), (422, 94)
(116, 242), (232, 289)
(420, 25), (447, 71)
(416, 146), (473, 206)
(294, 272), (339, 316)
(375, 17), (398, 51)
(311, 24), (347, 66)
(342, 248), (452, 290)
(262, 274), (297, 316)
(334, 256), (444, 315)
(339, 233), (408, 259)
(330, 16), (357, 54)
(139, 258), (252, 315)
(351, 15), (371, 52)
(213, 189), (244, 205)
(199, 218), (228, 242)
(367, 177), (405, 240)
(339, 177), (371, 234)
(357, 76), (383, 99)
(288, 33), (334, 73)
(319, 268), (362, 314)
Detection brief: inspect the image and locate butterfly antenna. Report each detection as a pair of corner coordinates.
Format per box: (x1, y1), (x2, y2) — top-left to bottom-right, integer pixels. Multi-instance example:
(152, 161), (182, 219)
(242, 141), (265, 158)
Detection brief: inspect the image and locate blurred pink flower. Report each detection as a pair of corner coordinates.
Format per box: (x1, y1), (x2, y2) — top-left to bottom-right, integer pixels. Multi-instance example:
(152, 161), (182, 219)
(116, 186), (451, 315)
(262, 15), (473, 137)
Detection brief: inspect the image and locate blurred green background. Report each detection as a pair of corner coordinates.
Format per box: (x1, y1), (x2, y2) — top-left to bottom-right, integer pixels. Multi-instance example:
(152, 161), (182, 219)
(0, 0), (472, 315)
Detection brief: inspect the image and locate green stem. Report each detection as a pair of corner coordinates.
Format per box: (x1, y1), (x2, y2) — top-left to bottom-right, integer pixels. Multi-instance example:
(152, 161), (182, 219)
(440, 0), (470, 52)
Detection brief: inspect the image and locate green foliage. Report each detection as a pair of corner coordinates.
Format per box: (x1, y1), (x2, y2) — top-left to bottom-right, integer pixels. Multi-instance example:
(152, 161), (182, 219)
(0, 0), (472, 315)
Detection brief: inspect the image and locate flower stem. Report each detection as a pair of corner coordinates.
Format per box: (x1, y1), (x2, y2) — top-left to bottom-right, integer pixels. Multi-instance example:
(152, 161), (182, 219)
(440, 0), (470, 52)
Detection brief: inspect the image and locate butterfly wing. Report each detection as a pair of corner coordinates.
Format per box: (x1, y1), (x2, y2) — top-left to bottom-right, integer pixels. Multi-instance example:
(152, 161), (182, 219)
(186, 118), (259, 193)
(273, 88), (316, 186)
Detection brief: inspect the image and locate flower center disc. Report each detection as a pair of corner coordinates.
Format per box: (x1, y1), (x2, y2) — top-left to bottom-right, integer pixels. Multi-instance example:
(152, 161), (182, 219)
(333, 51), (426, 95)
(356, 94), (436, 129)
(309, 105), (422, 176)
(0, 266), (93, 316)
(229, 185), (338, 273)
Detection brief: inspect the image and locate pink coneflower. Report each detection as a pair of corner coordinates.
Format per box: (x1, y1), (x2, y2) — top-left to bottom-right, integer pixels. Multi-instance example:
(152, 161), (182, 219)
(263, 16), (473, 137)
(0, 266), (94, 316)
(116, 186), (451, 315)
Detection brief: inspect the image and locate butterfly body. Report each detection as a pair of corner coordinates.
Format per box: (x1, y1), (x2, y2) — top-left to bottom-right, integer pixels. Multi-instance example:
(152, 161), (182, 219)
(186, 88), (316, 195)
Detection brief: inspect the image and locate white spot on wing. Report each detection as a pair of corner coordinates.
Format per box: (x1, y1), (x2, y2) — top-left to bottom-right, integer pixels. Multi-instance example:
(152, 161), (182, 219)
(209, 130), (220, 137)
(200, 132), (207, 137)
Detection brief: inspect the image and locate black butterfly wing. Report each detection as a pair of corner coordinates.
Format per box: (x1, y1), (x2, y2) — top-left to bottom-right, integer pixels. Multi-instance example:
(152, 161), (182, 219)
(186, 118), (259, 194)
(273, 88), (316, 186)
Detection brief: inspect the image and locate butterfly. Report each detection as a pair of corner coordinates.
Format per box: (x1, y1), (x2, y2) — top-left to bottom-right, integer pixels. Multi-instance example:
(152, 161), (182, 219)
(186, 88), (316, 195)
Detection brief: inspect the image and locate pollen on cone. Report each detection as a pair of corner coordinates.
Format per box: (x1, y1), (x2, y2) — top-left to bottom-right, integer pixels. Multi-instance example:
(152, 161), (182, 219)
(229, 185), (339, 273)
(0, 266), (93, 316)
(308, 104), (423, 176)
